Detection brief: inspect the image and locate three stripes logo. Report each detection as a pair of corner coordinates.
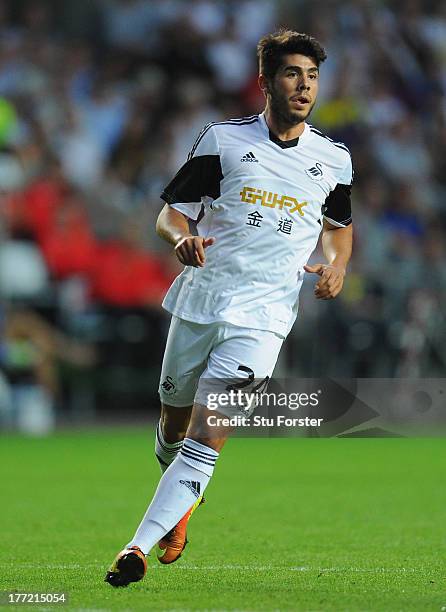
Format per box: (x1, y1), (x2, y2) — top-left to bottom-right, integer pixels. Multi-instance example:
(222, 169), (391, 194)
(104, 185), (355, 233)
(179, 480), (201, 498)
(241, 151), (259, 163)
(305, 162), (323, 180)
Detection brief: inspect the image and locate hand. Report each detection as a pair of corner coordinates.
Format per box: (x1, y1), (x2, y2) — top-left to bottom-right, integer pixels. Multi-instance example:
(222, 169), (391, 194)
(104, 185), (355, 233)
(304, 263), (346, 300)
(175, 236), (216, 267)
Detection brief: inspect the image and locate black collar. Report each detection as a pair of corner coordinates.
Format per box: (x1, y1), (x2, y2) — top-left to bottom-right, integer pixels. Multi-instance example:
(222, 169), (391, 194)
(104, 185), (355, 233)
(268, 128), (299, 149)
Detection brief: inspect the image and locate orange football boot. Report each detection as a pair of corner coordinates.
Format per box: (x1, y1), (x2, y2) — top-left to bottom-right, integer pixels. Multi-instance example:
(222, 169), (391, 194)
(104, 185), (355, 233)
(157, 496), (204, 564)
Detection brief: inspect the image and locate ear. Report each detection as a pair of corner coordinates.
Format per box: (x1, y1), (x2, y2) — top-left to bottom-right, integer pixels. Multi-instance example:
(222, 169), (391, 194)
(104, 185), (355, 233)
(258, 73), (269, 97)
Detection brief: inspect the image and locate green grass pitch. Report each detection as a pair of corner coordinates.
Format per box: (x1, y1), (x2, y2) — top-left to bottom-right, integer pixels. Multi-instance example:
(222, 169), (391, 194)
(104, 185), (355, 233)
(1, 429), (445, 611)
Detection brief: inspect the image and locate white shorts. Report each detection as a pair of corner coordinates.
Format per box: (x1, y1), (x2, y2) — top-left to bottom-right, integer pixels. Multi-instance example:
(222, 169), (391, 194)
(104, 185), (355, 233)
(158, 316), (284, 416)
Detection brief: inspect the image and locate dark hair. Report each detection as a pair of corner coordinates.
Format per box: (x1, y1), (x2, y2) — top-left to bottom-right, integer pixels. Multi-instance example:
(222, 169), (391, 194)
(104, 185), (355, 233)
(257, 30), (327, 82)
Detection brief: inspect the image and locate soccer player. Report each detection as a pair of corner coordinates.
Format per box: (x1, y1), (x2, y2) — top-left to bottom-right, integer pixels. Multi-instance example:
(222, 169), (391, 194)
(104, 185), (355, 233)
(105, 29), (353, 587)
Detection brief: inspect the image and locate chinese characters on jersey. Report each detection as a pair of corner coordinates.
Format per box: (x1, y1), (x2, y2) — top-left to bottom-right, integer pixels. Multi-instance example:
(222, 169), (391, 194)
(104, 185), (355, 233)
(277, 217), (293, 234)
(245, 212), (294, 235)
(246, 211), (263, 227)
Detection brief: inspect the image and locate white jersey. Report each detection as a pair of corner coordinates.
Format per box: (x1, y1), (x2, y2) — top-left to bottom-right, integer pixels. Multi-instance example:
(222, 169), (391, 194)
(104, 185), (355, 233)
(161, 112), (353, 338)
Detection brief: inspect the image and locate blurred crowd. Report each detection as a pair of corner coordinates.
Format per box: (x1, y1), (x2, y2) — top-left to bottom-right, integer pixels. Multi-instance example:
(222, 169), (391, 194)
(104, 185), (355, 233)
(0, 0), (445, 430)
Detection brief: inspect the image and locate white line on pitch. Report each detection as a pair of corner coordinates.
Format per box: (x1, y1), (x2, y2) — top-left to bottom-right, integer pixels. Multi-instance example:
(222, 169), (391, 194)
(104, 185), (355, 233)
(0, 563), (420, 572)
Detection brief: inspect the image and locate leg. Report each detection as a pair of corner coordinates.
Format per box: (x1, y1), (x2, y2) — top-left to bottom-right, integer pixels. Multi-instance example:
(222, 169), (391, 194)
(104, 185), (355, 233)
(155, 403), (192, 473)
(105, 317), (213, 586)
(123, 317), (217, 554)
(160, 402), (192, 443)
(105, 403), (231, 587)
(127, 402), (231, 556)
(185, 403), (234, 452)
(155, 402), (234, 563)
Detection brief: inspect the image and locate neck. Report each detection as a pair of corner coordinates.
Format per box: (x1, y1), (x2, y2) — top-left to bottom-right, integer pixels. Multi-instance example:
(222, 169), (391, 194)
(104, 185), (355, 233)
(264, 106), (305, 141)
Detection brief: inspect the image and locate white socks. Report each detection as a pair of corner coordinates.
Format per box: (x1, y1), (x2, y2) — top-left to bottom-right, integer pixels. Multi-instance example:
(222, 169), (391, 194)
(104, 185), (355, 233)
(127, 438), (219, 555)
(155, 421), (182, 473)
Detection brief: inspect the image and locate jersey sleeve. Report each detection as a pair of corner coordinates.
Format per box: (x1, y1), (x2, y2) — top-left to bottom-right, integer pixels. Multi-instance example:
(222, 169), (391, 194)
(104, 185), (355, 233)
(160, 124), (222, 221)
(322, 153), (353, 227)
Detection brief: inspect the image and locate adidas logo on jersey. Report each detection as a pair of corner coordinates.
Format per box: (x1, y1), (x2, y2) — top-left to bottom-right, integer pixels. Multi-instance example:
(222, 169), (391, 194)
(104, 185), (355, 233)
(179, 480), (201, 498)
(241, 151), (259, 163)
(305, 162), (323, 180)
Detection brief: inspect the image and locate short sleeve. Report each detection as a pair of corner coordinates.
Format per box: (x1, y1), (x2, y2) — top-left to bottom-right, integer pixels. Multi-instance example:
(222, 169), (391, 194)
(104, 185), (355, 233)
(322, 154), (353, 227)
(186, 123), (219, 160)
(160, 125), (222, 220)
(337, 153), (353, 186)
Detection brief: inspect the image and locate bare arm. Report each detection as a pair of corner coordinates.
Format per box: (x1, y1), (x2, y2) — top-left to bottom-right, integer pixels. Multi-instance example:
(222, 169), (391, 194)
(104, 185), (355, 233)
(304, 220), (353, 299)
(156, 204), (215, 268)
(321, 220), (352, 271)
(156, 203), (191, 246)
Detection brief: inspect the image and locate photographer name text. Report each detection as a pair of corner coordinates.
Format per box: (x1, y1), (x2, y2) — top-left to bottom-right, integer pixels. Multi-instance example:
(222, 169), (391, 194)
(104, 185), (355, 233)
(207, 415), (323, 427)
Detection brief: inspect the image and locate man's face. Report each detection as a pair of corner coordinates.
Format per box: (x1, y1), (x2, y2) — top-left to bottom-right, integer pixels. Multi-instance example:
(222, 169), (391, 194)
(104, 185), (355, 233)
(265, 53), (319, 125)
